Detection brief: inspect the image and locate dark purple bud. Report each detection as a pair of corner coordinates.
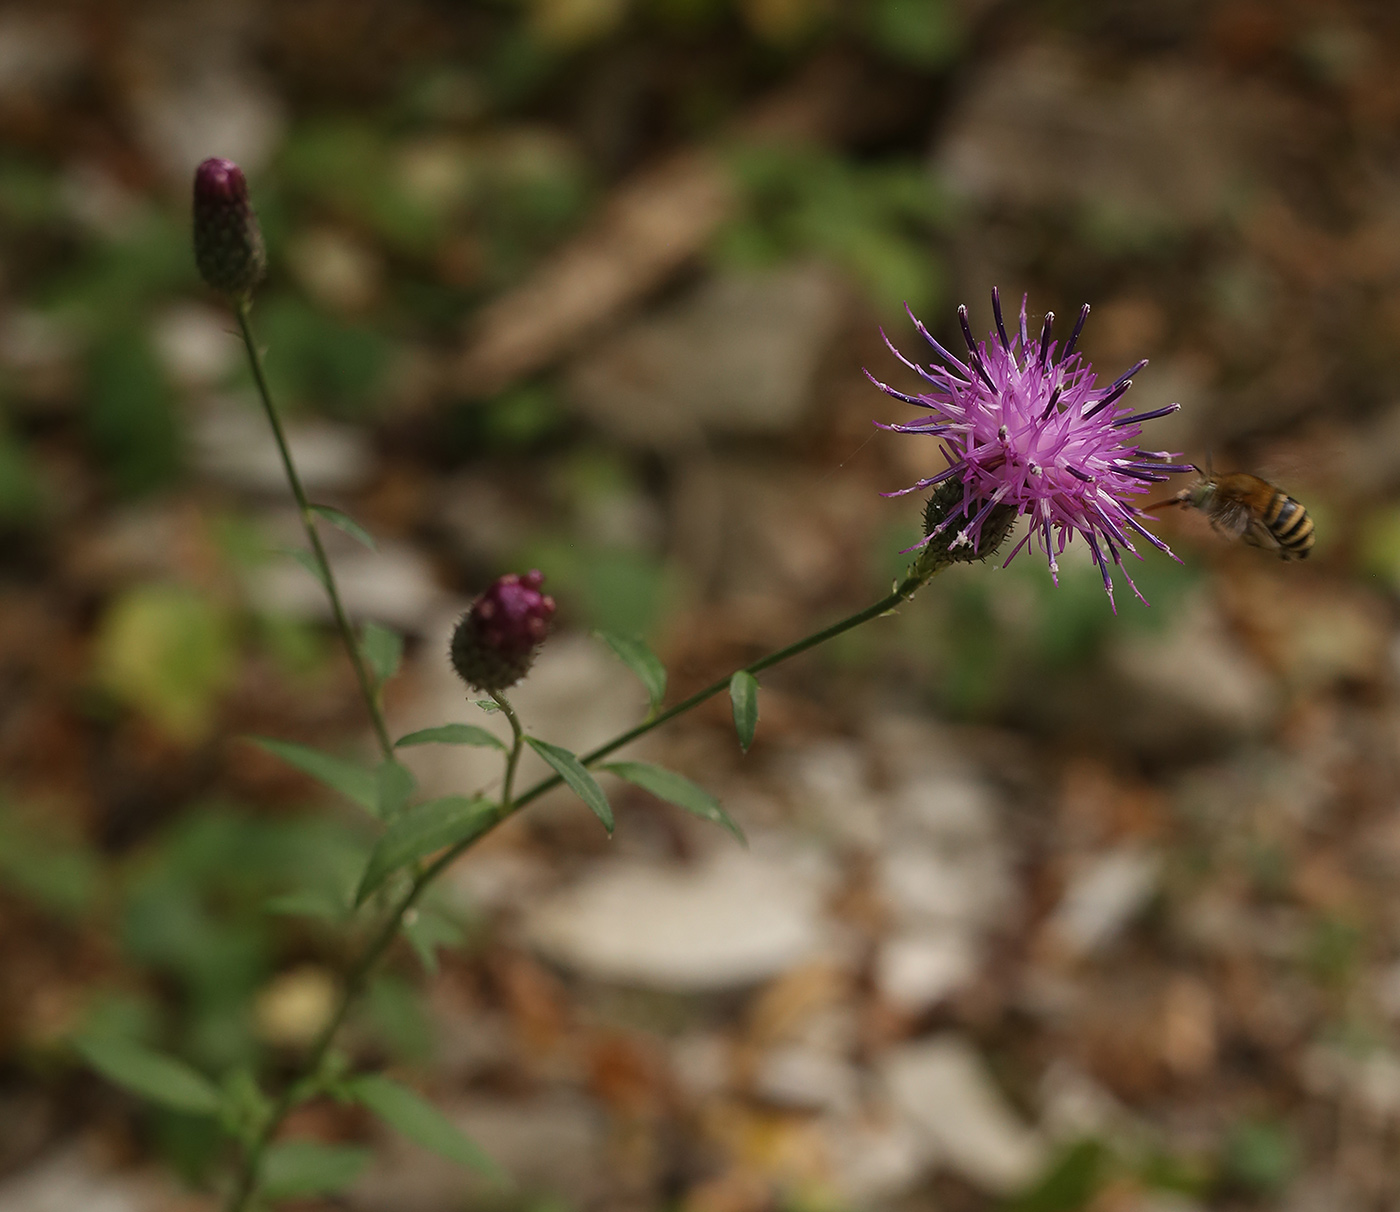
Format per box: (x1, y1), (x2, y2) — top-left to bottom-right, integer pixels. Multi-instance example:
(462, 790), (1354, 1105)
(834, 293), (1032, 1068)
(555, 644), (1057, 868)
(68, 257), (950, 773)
(449, 571), (556, 692)
(192, 157), (266, 299)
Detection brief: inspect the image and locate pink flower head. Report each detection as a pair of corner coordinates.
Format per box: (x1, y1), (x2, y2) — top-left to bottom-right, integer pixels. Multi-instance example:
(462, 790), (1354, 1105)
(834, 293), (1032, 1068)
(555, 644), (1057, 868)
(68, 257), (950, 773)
(869, 289), (1189, 610)
(450, 571), (557, 691)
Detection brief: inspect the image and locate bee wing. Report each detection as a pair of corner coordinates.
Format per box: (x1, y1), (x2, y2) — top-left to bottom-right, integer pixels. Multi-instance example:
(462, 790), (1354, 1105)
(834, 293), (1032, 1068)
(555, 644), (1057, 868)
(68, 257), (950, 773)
(1206, 499), (1256, 542)
(1240, 516), (1283, 553)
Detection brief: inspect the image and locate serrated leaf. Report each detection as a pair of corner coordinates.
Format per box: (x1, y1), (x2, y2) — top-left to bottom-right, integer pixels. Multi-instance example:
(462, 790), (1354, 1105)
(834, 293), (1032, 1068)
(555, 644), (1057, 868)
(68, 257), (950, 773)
(729, 671), (759, 752)
(75, 1035), (220, 1115)
(375, 759), (416, 819)
(251, 737), (378, 814)
(347, 1074), (504, 1180)
(525, 737), (613, 833)
(402, 907), (464, 975)
(596, 631), (666, 712)
(310, 504), (376, 551)
(395, 724), (505, 751)
(602, 761), (745, 844)
(282, 546), (330, 591)
(261, 1140), (371, 1200)
(361, 621), (402, 684)
(355, 796), (492, 905)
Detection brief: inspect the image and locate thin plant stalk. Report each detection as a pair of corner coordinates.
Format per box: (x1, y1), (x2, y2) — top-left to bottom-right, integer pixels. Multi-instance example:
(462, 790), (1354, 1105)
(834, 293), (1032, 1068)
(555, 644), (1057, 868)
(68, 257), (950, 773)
(233, 298), (394, 760)
(222, 568), (928, 1209)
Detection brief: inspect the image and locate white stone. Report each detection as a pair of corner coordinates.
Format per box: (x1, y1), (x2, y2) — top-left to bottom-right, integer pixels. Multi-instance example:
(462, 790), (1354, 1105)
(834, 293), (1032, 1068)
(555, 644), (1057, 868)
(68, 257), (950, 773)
(1049, 846), (1161, 956)
(151, 305), (237, 389)
(250, 541), (442, 635)
(876, 931), (976, 1012)
(0, 1146), (177, 1212)
(191, 398), (375, 495)
(826, 1110), (934, 1204)
(567, 263), (846, 446)
(525, 846), (832, 991)
(877, 844), (1010, 929)
(1109, 594), (1275, 743)
(350, 1094), (608, 1210)
(881, 1035), (1046, 1195)
(891, 772), (997, 846)
(754, 1044), (859, 1113)
(783, 740), (887, 848)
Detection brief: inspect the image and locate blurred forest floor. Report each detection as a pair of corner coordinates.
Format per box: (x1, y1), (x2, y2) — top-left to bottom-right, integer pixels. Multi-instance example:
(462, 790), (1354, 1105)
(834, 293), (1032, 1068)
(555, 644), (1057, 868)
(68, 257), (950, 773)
(5, 1), (1400, 1209)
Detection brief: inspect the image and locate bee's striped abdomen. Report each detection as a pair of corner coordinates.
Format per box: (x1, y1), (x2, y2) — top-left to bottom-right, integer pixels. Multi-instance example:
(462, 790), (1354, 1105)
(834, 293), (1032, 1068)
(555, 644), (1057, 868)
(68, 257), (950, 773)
(1265, 491), (1314, 559)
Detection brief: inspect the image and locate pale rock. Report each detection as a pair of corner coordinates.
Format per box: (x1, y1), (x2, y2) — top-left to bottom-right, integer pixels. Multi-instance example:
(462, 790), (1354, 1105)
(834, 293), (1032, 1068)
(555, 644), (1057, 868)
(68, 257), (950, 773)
(350, 1094), (608, 1210)
(567, 263), (845, 446)
(782, 740), (887, 849)
(191, 398), (375, 495)
(151, 305), (238, 389)
(890, 772), (998, 847)
(524, 844), (834, 991)
(1109, 593), (1275, 745)
(671, 1033), (734, 1101)
(0, 310), (79, 374)
(881, 1035), (1047, 1195)
(825, 1110), (933, 1204)
(1038, 1060), (1136, 1143)
(876, 931), (976, 1012)
(1049, 846), (1161, 956)
(251, 541), (441, 635)
(0, 1145), (197, 1212)
(754, 1043), (859, 1113)
(877, 844), (1011, 930)
(0, 13), (82, 100)
(123, 6), (284, 183)
(288, 228), (384, 314)
(937, 42), (1295, 230)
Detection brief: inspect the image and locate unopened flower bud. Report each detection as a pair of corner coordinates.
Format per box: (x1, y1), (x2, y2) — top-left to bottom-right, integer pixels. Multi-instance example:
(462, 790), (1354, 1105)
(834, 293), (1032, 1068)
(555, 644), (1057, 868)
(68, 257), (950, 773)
(193, 157), (266, 299)
(450, 571), (556, 692)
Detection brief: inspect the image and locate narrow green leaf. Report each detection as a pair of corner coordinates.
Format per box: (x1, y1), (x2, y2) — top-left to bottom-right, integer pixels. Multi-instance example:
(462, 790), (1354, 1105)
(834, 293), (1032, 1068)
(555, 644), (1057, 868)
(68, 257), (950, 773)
(596, 631), (666, 712)
(395, 724), (505, 751)
(251, 737), (378, 814)
(362, 621), (403, 684)
(310, 504), (377, 551)
(376, 759), (417, 819)
(356, 796), (492, 905)
(525, 737), (613, 833)
(219, 1067), (273, 1146)
(261, 1140), (371, 1200)
(282, 546), (330, 591)
(263, 889), (348, 921)
(603, 761), (745, 844)
(402, 907), (464, 975)
(729, 671), (759, 752)
(347, 1074), (504, 1180)
(75, 1036), (220, 1115)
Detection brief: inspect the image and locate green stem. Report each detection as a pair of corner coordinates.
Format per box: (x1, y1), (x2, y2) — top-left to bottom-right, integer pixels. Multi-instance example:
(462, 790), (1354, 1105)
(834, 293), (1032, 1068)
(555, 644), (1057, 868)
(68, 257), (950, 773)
(233, 299), (394, 760)
(224, 572), (927, 1210)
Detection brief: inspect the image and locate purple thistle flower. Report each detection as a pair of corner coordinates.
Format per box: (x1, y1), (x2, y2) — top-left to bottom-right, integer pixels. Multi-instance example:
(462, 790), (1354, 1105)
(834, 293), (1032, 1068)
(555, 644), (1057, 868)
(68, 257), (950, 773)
(450, 571), (557, 692)
(869, 289), (1190, 610)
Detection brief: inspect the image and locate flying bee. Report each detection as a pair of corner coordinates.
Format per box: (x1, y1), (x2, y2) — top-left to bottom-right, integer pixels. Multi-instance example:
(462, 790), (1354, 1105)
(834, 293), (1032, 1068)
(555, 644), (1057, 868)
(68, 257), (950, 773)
(1153, 469), (1314, 559)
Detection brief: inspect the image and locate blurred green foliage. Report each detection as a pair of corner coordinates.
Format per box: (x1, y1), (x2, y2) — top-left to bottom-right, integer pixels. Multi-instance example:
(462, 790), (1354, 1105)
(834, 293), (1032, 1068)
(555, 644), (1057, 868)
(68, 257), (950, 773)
(1220, 1118), (1296, 1195)
(85, 328), (182, 496)
(0, 807), (101, 918)
(716, 143), (949, 314)
(94, 584), (238, 743)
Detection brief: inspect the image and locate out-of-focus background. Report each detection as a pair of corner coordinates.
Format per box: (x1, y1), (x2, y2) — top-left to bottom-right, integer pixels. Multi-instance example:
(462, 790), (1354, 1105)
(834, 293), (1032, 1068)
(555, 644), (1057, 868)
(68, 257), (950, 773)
(3, 1), (1400, 1209)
